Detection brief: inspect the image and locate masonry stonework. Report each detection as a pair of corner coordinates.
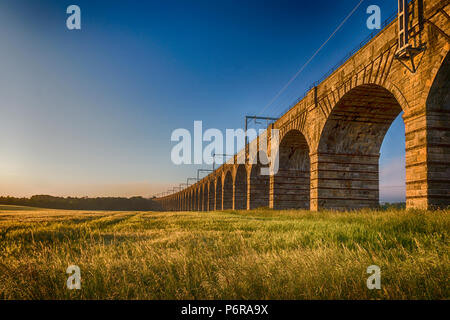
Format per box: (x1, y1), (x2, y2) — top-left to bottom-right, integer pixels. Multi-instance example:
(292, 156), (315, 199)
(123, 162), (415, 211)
(157, 0), (449, 212)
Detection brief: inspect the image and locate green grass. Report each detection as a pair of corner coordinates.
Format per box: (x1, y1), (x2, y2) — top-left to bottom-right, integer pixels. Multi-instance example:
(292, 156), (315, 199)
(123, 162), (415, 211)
(0, 207), (448, 299)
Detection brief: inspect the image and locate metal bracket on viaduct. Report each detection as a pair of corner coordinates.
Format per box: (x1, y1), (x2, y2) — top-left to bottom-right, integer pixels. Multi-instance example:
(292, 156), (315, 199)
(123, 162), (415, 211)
(156, 0), (450, 211)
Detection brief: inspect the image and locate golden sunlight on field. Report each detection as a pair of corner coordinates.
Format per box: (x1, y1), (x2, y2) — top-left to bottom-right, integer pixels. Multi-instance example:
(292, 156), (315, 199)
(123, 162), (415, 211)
(0, 205), (448, 299)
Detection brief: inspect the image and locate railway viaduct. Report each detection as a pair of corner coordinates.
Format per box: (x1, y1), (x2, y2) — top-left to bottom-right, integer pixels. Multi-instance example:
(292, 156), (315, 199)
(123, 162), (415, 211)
(157, 0), (450, 211)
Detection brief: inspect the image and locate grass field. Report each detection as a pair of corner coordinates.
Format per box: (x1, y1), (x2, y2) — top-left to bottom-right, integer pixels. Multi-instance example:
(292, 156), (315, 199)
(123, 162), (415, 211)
(0, 205), (448, 300)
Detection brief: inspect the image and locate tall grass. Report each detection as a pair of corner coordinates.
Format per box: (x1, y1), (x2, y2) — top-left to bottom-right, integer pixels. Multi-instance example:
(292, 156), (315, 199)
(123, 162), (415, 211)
(0, 205), (448, 299)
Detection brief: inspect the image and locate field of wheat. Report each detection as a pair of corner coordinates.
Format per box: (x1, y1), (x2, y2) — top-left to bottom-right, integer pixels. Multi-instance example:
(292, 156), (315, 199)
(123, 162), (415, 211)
(0, 205), (448, 299)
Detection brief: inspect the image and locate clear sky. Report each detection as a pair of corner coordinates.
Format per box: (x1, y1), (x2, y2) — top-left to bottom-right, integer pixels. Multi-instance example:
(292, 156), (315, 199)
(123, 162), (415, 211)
(0, 0), (405, 202)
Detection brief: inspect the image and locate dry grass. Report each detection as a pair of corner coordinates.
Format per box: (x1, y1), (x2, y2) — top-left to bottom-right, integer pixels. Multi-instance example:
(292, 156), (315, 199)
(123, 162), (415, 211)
(0, 205), (448, 300)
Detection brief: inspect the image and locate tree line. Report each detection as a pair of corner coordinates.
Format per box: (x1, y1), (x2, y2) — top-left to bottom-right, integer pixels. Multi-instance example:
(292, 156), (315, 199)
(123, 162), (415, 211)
(0, 195), (162, 211)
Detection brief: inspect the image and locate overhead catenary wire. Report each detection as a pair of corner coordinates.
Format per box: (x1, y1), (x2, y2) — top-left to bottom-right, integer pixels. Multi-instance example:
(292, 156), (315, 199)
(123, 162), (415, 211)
(256, 0), (365, 117)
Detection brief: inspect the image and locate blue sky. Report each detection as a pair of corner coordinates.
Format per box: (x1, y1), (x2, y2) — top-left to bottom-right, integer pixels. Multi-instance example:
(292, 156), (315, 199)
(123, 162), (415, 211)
(0, 0), (405, 201)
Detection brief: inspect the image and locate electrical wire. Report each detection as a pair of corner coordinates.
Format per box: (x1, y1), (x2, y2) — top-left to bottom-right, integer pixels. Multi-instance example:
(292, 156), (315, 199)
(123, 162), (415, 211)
(256, 0), (365, 117)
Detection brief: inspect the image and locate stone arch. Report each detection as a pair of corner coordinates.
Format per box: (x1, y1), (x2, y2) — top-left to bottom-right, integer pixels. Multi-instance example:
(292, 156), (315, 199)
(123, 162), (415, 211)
(181, 193), (185, 211)
(192, 190), (195, 210)
(271, 129), (310, 209)
(427, 52), (450, 111)
(186, 192), (189, 211)
(314, 83), (403, 210)
(215, 176), (222, 210)
(194, 188), (199, 211)
(223, 171), (233, 209)
(208, 181), (215, 211)
(195, 185), (202, 211)
(248, 162), (270, 209)
(193, 187), (196, 211)
(422, 52), (450, 208)
(333, 78), (409, 116)
(180, 193), (183, 211)
(198, 185), (203, 211)
(234, 164), (248, 210)
(202, 183), (208, 211)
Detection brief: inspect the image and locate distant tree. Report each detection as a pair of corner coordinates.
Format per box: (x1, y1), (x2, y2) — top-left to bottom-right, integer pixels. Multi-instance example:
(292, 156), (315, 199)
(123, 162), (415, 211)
(0, 195), (162, 211)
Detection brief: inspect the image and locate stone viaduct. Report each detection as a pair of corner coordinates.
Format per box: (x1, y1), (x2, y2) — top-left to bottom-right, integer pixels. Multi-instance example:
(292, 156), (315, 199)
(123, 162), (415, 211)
(157, 0), (450, 211)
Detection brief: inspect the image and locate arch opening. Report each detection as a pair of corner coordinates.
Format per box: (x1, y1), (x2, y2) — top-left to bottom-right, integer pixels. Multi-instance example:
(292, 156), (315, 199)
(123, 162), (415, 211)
(423, 52), (450, 208)
(249, 162), (270, 209)
(198, 188), (201, 210)
(223, 171), (233, 209)
(316, 84), (403, 210)
(202, 185), (208, 211)
(234, 165), (248, 210)
(192, 189), (197, 211)
(379, 114), (406, 205)
(208, 182), (214, 211)
(197, 187), (201, 211)
(271, 129), (310, 209)
(196, 189), (200, 211)
(186, 192), (190, 211)
(215, 177), (222, 210)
